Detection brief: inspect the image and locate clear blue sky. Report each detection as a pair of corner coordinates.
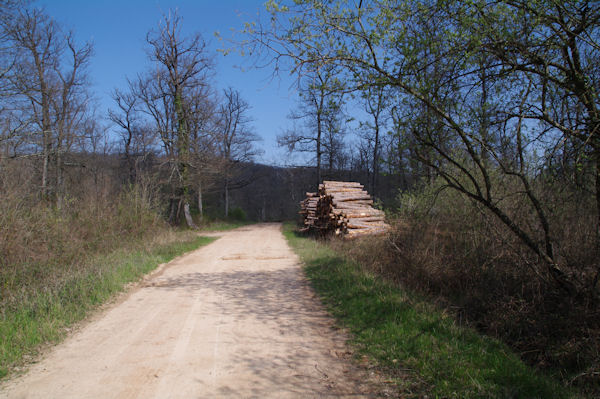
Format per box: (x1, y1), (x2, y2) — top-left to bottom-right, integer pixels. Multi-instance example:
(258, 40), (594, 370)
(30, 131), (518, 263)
(39, 0), (300, 165)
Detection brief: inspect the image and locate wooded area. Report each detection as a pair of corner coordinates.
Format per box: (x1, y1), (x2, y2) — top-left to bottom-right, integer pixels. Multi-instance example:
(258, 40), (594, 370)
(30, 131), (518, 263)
(0, 0), (598, 394)
(0, 3), (261, 230)
(246, 0), (600, 393)
(246, 0), (600, 295)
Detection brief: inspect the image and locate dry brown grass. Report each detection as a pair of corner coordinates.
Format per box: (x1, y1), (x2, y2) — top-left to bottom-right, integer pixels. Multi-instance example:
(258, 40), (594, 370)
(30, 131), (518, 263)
(331, 186), (600, 395)
(0, 180), (165, 311)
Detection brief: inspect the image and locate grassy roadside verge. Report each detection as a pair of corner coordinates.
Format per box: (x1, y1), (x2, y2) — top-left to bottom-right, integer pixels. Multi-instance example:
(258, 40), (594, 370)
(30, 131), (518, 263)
(0, 233), (216, 379)
(197, 220), (254, 231)
(282, 223), (573, 398)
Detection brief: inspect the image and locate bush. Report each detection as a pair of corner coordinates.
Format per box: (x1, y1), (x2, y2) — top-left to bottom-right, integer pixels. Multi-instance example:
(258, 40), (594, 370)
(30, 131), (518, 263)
(228, 206), (247, 221)
(0, 183), (164, 312)
(336, 179), (599, 395)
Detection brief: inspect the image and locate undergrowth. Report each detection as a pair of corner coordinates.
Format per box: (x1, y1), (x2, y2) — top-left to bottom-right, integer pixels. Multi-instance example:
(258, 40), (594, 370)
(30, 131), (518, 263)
(0, 183), (219, 379)
(283, 222), (574, 398)
(370, 182), (599, 395)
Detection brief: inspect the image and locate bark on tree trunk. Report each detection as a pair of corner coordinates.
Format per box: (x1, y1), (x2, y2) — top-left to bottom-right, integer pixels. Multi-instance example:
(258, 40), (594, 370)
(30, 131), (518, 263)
(176, 198), (183, 224)
(56, 149), (64, 210)
(224, 180), (229, 218)
(174, 87), (196, 230)
(168, 198), (178, 225)
(183, 202), (198, 229)
(42, 145), (49, 199)
(41, 77), (51, 200)
(372, 121), (379, 198)
(316, 101), (323, 186)
(197, 180), (203, 222)
(596, 156), (600, 249)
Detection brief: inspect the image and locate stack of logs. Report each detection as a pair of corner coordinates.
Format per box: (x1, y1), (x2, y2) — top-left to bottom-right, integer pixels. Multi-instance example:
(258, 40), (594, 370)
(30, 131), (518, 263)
(299, 181), (390, 238)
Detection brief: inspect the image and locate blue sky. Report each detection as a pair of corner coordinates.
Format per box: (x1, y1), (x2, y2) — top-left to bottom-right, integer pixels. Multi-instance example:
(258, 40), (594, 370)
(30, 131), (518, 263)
(39, 0), (301, 165)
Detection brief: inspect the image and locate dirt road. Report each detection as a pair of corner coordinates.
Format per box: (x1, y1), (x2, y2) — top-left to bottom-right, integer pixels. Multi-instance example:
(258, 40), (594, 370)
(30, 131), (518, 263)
(1, 223), (379, 398)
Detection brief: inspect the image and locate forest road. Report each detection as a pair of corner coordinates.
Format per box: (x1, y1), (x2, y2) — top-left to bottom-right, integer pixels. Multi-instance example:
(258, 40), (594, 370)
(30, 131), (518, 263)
(1, 223), (382, 398)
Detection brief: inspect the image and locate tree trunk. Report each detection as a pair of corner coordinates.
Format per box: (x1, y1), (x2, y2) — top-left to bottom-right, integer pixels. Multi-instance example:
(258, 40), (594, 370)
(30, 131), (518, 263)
(183, 202), (198, 229)
(168, 198), (178, 225)
(197, 180), (203, 222)
(224, 179), (229, 218)
(176, 198), (183, 224)
(479, 61), (490, 163)
(316, 98), (323, 185)
(596, 155), (600, 250)
(40, 59), (51, 200)
(41, 143), (49, 199)
(124, 127), (135, 184)
(316, 125), (322, 185)
(372, 119), (380, 198)
(174, 88), (195, 229)
(41, 120), (51, 201)
(56, 149), (63, 209)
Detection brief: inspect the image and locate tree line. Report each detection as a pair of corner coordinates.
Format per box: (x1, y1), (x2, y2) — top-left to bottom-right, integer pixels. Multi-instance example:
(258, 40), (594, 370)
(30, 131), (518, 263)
(0, 2), (260, 226)
(1, 0), (598, 300)
(247, 0), (599, 299)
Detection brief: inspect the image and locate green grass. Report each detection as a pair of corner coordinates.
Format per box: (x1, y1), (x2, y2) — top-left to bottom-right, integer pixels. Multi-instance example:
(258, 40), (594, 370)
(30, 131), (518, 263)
(0, 234), (216, 379)
(198, 220), (254, 231)
(283, 223), (574, 398)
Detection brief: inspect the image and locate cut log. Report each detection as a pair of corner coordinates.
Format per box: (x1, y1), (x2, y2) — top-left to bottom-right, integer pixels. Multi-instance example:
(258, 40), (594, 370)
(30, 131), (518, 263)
(323, 181), (363, 187)
(330, 194), (372, 202)
(332, 203), (370, 210)
(324, 188), (367, 193)
(350, 216), (386, 223)
(345, 228), (388, 239)
(333, 210), (384, 218)
(332, 199), (374, 206)
(346, 220), (387, 229)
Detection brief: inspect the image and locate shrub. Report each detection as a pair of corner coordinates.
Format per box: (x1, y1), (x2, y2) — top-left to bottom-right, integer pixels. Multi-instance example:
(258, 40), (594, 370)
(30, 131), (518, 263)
(0, 183), (164, 313)
(228, 206), (247, 221)
(337, 179), (599, 395)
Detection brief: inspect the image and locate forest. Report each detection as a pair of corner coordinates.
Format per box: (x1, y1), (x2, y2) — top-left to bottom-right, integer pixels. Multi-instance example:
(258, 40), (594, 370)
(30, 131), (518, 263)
(0, 0), (599, 395)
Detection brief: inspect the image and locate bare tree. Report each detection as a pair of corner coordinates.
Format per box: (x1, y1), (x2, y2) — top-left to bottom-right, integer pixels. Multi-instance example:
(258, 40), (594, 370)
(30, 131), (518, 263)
(5, 7), (92, 206)
(109, 87), (138, 182)
(277, 65), (344, 185)
(138, 10), (214, 227)
(217, 87), (260, 217)
(358, 85), (387, 197)
(187, 84), (219, 221)
(108, 84), (160, 184)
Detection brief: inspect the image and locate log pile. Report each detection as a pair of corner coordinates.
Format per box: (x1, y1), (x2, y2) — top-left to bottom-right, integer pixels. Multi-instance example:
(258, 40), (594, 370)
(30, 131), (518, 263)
(299, 181), (390, 238)
(299, 192), (319, 231)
